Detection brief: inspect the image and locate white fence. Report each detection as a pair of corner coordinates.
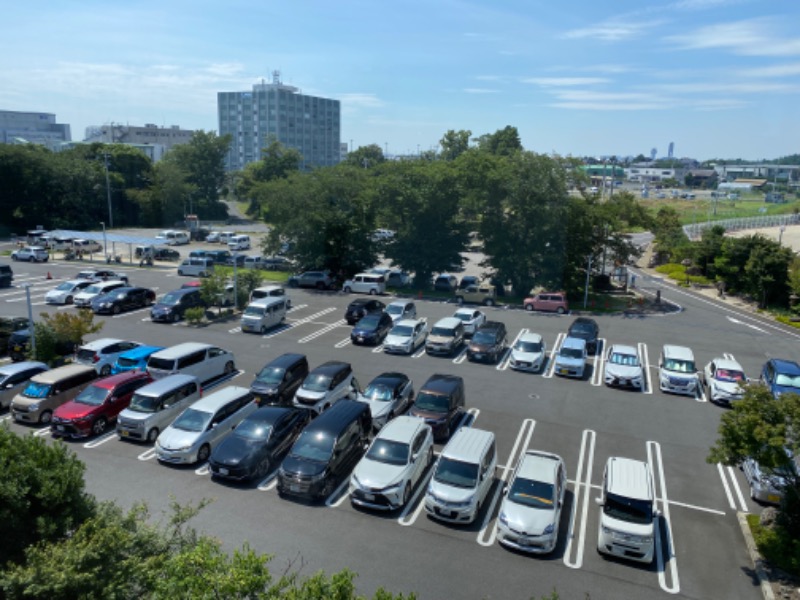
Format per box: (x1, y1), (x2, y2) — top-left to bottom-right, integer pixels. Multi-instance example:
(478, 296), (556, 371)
(683, 213), (800, 240)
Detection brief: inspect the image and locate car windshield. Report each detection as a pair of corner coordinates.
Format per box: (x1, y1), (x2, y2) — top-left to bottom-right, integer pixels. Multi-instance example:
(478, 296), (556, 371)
(453, 313), (472, 322)
(363, 383), (393, 402)
(244, 305), (265, 316)
(172, 408), (211, 433)
(715, 369), (744, 382)
(55, 282), (75, 291)
(366, 439), (409, 466)
(664, 358), (695, 373)
(515, 340), (542, 353)
(84, 285), (103, 294)
(302, 373), (332, 393)
(234, 420), (272, 442)
(117, 356), (139, 368)
(431, 326), (455, 337)
(508, 477), (556, 510)
(290, 430), (333, 462)
(255, 366), (285, 385)
(560, 347), (584, 359)
(570, 323), (594, 335)
(160, 292), (182, 306)
(609, 352), (640, 367)
(128, 393), (160, 413)
(390, 325), (413, 337)
(434, 457), (478, 488)
(472, 331), (495, 344)
(386, 304), (403, 315)
(775, 373), (800, 389)
(74, 385), (109, 406)
(414, 391), (448, 413)
(357, 314), (380, 328)
(22, 381), (51, 399)
(603, 493), (653, 525)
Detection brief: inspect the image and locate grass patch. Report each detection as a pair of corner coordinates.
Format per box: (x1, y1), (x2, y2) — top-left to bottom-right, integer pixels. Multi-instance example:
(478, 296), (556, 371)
(214, 267), (289, 283)
(655, 263), (713, 286)
(640, 197), (800, 226)
(747, 514), (800, 577)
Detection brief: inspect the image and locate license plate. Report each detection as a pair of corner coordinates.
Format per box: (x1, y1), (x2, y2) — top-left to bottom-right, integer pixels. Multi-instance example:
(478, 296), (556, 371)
(358, 337), (364, 342)
(363, 493), (375, 501)
(56, 425), (65, 431)
(289, 484), (301, 492)
(219, 468), (229, 475)
(559, 368), (569, 374)
(13, 345), (21, 352)
(436, 507), (454, 517)
(768, 494), (780, 503)
(120, 430), (129, 437)
(475, 354), (483, 359)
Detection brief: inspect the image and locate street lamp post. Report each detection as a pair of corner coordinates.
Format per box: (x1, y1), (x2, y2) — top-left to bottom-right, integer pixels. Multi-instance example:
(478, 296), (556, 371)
(100, 221), (107, 260)
(780, 224), (786, 245)
(583, 254), (593, 309)
(24, 284), (36, 358)
(233, 252), (239, 310)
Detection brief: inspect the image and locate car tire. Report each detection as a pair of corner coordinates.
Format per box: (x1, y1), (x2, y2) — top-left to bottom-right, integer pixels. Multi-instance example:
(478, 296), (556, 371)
(39, 410), (53, 425)
(557, 307), (565, 314)
(197, 444), (211, 463)
(92, 417), (108, 436)
(402, 483), (411, 506)
(171, 312), (180, 323)
(112, 305), (121, 315)
(289, 280), (298, 288)
(260, 326), (267, 334)
(178, 270), (184, 276)
(485, 299), (494, 306)
(28, 256), (35, 263)
(146, 428), (160, 443)
(427, 446), (434, 467)
(100, 364), (111, 376)
(344, 286), (351, 293)
(65, 295), (73, 305)
(369, 288), (376, 296)
(316, 282), (326, 290)
(224, 361), (235, 375)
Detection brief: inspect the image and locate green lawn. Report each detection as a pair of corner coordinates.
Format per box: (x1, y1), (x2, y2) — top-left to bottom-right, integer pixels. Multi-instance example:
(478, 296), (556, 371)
(639, 196), (800, 226)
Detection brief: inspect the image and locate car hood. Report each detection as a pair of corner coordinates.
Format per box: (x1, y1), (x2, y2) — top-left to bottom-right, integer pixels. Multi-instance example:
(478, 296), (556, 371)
(212, 435), (260, 467)
(427, 334), (454, 345)
(428, 479), (474, 503)
(511, 349), (544, 364)
(352, 325), (378, 336)
(353, 458), (406, 489)
(605, 364), (643, 379)
(711, 379), (743, 395)
(409, 406), (447, 422)
(157, 427), (201, 451)
(469, 342), (493, 352)
(251, 382), (280, 396)
(358, 396), (392, 420)
(501, 499), (557, 536)
(556, 355), (584, 368)
(53, 401), (98, 421)
(151, 303), (174, 313)
(384, 333), (412, 347)
(282, 454), (326, 477)
(45, 290), (68, 299)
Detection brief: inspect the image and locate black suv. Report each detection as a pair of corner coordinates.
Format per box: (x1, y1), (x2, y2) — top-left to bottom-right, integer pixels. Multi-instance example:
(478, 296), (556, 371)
(1, 316), (28, 356)
(568, 317), (600, 355)
(0, 265), (12, 288)
(250, 353), (309, 406)
(150, 288), (205, 323)
(467, 321), (508, 363)
(345, 298), (385, 325)
(408, 374), (465, 441)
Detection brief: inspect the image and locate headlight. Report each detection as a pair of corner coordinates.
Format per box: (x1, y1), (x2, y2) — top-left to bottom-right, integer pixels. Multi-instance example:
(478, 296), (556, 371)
(498, 511), (508, 526)
(382, 483), (402, 494)
(29, 403), (40, 412)
(308, 471), (326, 483)
(542, 523), (555, 536)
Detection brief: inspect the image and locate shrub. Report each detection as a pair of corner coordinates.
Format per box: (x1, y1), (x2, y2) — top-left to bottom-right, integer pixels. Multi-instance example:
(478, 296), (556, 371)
(748, 514), (800, 577)
(184, 307), (205, 324)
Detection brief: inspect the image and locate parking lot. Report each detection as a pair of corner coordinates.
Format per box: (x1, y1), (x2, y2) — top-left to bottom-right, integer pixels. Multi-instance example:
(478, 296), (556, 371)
(2, 257), (795, 599)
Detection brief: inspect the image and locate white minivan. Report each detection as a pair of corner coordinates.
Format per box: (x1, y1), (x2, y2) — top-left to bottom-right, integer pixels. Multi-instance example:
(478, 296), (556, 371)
(240, 297), (287, 334)
(146, 343), (236, 384)
(177, 257), (214, 277)
(658, 345), (699, 396)
(249, 284), (291, 308)
(342, 273), (386, 295)
(228, 235), (251, 251)
(425, 427), (497, 525)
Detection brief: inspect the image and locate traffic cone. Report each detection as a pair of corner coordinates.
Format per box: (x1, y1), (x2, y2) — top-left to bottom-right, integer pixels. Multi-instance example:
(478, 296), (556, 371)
(46, 272), (52, 280)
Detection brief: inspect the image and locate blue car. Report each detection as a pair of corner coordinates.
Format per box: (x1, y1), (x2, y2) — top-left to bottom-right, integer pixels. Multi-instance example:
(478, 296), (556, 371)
(761, 358), (800, 399)
(351, 312), (393, 346)
(111, 345), (165, 374)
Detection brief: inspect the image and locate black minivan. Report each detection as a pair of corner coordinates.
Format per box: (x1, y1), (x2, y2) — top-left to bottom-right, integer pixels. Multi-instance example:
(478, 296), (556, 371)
(277, 400), (370, 500)
(408, 374), (465, 441)
(250, 353), (309, 406)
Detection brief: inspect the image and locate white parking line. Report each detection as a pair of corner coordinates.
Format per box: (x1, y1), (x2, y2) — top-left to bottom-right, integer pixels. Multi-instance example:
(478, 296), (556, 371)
(137, 447), (157, 461)
(371, 344), (385, 353)
(334, 337), (351, 348)
(638, 342), (653, 394)
(564, 429), (596, 569)
(412, 346), (426, 358)
(728, 466), (748, 512)
(452, 347), (468, 364)
(287, 304), (307, 313)
(229, 327), (242, 334)
(648, 441), (680, 595)
(298, 320), (347, 343)
(590, 339), (607, 386)
(83, 431), (117, 449)
(195, 464), (210, 476)
(477, 418), (536, 546)
(496, 328), (527, 372)
(33, 427), (51, 437)
(257, 472), (279, 491)
(324, 478), (351, 508)
(543, 333), (566, 378)
(723, 353), (736, 361)
(112, 307), (153, 319)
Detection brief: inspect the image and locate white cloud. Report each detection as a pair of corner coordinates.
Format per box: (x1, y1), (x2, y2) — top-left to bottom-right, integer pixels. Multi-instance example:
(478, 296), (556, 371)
(463, 88), (500, 94)
(667, 18), (800, 56)
(336, 93), (384, 108)
(563, 19), (665, 42)
(740, 62), (800, 77)
(521, 77), (609, 86)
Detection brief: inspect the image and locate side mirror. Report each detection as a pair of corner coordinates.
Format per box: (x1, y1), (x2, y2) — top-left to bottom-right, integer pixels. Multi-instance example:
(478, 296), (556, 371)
(595, 497), (604, 507)
(502, 485), (509, 495)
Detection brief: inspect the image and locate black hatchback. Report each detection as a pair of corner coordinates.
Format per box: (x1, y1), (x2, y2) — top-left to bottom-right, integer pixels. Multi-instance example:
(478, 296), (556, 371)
(351, 312), (393, 346)
(91, 286), (156, 315)
(345, 298), (385, 325)
(250, 353), (309, 406)
(150, 288), (205, 323)
(568, 317), (600, 354)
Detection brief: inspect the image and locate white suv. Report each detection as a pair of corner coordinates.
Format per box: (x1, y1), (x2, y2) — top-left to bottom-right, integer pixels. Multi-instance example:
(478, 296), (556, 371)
(12, 246), (49, 262)
(75, 338), (141, 376)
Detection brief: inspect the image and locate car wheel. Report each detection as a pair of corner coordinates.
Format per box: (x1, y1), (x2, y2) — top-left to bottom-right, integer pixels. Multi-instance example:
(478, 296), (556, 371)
(427, 446), (434, 467)
(178, 270), (184, 276)
(171, 312), (180, 323)
(28, 256), (35, 263)
(485, 299), (494, 306)
(316, 281), (325, 290)
(100, 364), (111, 376)
(39, 410), (53, 425)
(145, 297), (153, 307)
(260, 326), (267, 334)
(197, 444), (211, 463)
(369, 288), (376, 296)
(289, 280), (298, 288)
(65, 295), (73, 305)
(92, 417), (108, 436)
(556, 307), (565, 314)
(112, 305), (121, 315)
(344, 286), (351, 293)
(224, 361), (235, 375)
(146, 428), (160, 443)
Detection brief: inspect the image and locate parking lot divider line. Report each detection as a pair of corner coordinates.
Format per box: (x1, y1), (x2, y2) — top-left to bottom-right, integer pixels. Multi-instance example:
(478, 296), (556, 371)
(257, 472), (279, 491)
(325, 478), (351, 508)
(726, 466), (749, 513)
(452, 347), (468, 364)
(647, 441), (681, 595)
(412, 347), (426, 358)
(497, 328), (528, 372)
(372, 345), (385, 354)
(716, 463), (736, 510)
(83, 431), (117, 449)
(591, 339), (607, 386)
(477, 418), (536, 547)
(564, 429), (596, 569)
(137, 447), (157, 461)
(666, 499), (725, 516)
(543, 333), (566, 378)
(33, 427), (51, 437)
(723, 353), (735, 361)
(464, 408), (480, 429)
(334, 338), (351, 348)
(398, 465), (437, 526)
(195, 465), (210, 476)
(639, 342), (653, 394)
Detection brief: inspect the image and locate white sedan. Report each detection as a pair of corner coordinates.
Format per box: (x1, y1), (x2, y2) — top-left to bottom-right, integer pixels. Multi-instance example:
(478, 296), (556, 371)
(703, 357), (746, 404)
(497, 450), (567, 554)
(509, 332), (546, 372)
(603, 344), (645, 390)
(349, 416), (434, 510)
(383, 318), (427, 354)
(44, 279), (93, 305)
(385, 300), (416, 323)
(453, 307), (486, 337)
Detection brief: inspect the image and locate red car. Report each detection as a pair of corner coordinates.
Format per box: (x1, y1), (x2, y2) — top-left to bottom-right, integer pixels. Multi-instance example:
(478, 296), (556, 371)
(51, 371), (152, 438)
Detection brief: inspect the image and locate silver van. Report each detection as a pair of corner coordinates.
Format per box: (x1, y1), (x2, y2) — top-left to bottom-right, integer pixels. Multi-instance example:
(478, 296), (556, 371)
(116, 374), (202, 443)
(658, 345), (699, 396)
(342, 273), (386, 295)
(227, 235), (251, 251)
(146, 342), (235, 383)
(425, 427), (497, 524)
(241, 297), (288, 334)
(177, 258), (214, 277)
(249, 284), (291, 308)
(155, 385), (258, 464)
(0, 361), (49, 410)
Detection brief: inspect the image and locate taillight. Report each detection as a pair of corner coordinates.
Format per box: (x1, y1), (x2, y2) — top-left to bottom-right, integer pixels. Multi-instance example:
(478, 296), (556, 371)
(92, 354), (100, 363)
(198, 385), (204, 397)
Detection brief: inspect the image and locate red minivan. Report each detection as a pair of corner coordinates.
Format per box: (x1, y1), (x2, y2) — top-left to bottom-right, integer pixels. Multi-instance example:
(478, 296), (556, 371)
(51, 371), (153, 438)
(523, 292), (569, 314)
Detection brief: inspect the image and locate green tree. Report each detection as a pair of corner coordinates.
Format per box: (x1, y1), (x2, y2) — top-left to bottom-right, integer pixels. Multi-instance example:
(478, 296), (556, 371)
(439, 129), (471, 161)
(475, 126), (522, 156)
(238, 139), (302, 211)
(344, 144), (386, 169)
(200, 271), (232, 311)
(0, 426), (95, 566)
(652, 206), (690, 262)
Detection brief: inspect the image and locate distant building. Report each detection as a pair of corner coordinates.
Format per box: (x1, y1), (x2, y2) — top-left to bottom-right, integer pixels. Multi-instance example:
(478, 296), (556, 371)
(0, 110), (71, 148)
(84, 123), (195, 151)
(56, 141), (166, 163)
(714, 164), (799, 184)
(218, 71), (341, 172)
(685, 169), (717, 188)
(624, 165), (683, 183)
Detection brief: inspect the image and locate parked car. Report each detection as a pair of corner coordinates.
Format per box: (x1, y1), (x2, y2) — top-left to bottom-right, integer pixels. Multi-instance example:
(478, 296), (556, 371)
(0, 264), (12, 288)
(703, 357), (747, 405)
(658, 345), (699, 396)
(0, 316), (29, 355)
(146, 342), (236, 384)
(458, 275), (479, 290)
(349, 416), (434, 510)
(209, 406), (312, 482)
(351, 312), (393, 346)
(288, 270), (334, 290)
(604, 344), (645, 390)
(11, 246), (49, 262)
(523, 292), (568, 314)
(345, 298), (386, 325)
(425, 317), (465, 356)
(452, 307), (486, 337)
(76, 269), (129, 284)
(150, 288), (205, 323)
(433, 273), (458, 292)
(72, 239), (103, 254)
(7, 328), (75, 362)
(262, 256), (294, 271)
(467, 321), (508, 364)
(0, 361), (49, 410)
(75, 338), (141, 376)
(44, 279), (93, 305)
(249, 284), (291, 308)
(509, 332), (546, 373)
(205, 231), (221, 243)
(455, 283), (497, 306)
(51, 371), (152, 438)
(342, 272), (386, 295)
(567, 317), (600, 354)
(134, 246), (180, 261)
(250, 353), (309, 406)
(742, 453), (796, 504)
(554, 337), (587, 379)
(385, 300), (416, 323)
(73, 280), (128, 308)
(760, 358), (800, 399)
(10, 364), (97, 425)
(408, 374), (465, 441)
(356, 372), (415, 430)
(497, 450), (567, 554)
(383, 319), (428, 355)
(386, 270), (410, 288)
(111, 345), (165, 375)
(91, 286), (156, 315)
(293, 361), (359, 414)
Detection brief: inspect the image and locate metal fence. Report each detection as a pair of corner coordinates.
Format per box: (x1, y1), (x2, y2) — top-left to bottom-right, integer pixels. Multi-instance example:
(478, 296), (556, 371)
(683, 213), (800, 240)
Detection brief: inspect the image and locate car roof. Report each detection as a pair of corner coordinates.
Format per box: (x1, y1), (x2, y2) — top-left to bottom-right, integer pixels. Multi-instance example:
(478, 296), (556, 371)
(387, 300), (411, 308)
(80, 338), (124, 350)
(249, 405), (299, 424)
(310, 361), (351, 376)
(420, 373), (463, 394)
(302, 399), (369, 435)
(771, 358), (800, 375)
(348, 298), (371, 307)
(261, 353), (306, 369)
(454, 307), (480, 316)
(433, 317), (462, 329)
(368, 372), (408, 387)
(606, 457), (653, 501)
(152, 342), (219, 359)
(32, 364), (96, 383)
(517, 450), (562, 483)
(92, 370), (151, 389)
(190, 386), (252, 413)
(394, 318), (422, 328)
(440, 427), (494, 461)
(0, 361), (48, 376)
(518, 332), (543, 344)
(378, 415), (427, 443)
(137, 373), (199, 395)
(119, 345), (164, 359)
(712, 358), (744, 371)
(477, 321), (504, 332)
(164, 287), (199, 297)
(609, 344), (638, 355)
(571, 317), (596, 326)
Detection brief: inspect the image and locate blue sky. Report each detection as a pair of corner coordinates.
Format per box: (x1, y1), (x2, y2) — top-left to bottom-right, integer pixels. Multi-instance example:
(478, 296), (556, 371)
(2, 0), (798, 160)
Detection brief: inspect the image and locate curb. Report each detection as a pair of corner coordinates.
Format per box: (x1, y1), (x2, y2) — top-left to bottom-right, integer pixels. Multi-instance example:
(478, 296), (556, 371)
(737, 511), (775, 600)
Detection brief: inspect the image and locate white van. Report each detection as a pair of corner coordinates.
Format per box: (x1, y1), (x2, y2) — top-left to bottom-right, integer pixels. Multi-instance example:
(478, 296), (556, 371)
(177, 257), (214, 277)
(228, 235), (251, 251)
(218, 231), (236, 244)
(241, 297), (287, 334)
(146, 343), (235, 383)
(249, 284), (291, 307)
(116, 374), (202, 443)
(342, 273), (386, 295)
(658, 345), (699, 396)
(167, 230), (190, 245)
(155, 385), (258, 464)
(596, 457), (657, 564)
(425, 427), (497, 525)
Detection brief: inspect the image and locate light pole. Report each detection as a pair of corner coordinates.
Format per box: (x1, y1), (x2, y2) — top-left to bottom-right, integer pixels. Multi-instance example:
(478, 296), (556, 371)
(100, 221), (107, 259)
(780, 224), (786, 245)
(24, 284), (36, 358)
(583, 254), (593, 309)
(102, 153), (113, 228)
